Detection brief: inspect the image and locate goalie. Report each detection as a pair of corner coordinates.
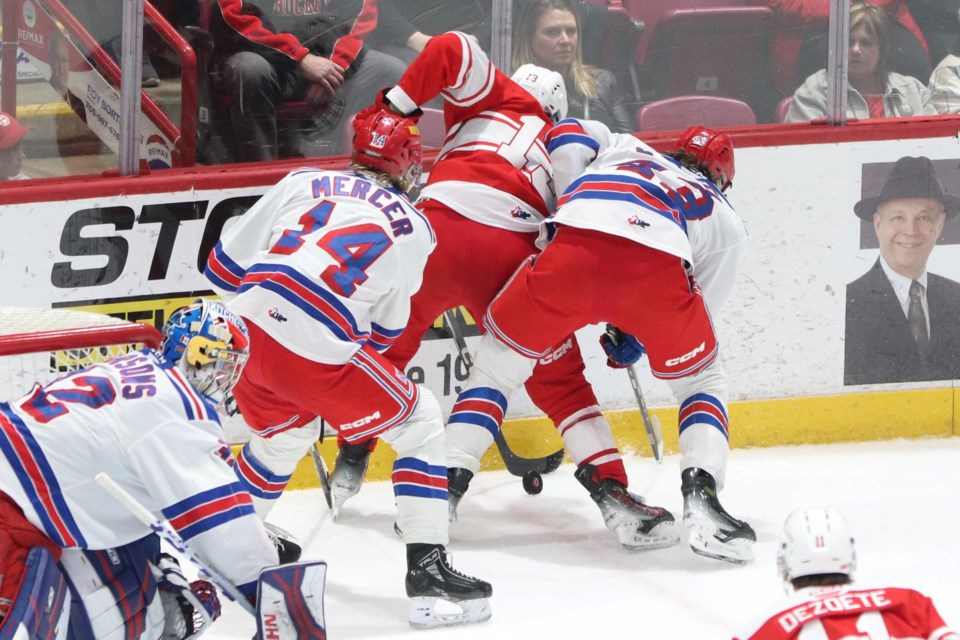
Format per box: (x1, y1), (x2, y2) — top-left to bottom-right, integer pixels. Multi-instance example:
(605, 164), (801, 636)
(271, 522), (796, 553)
(0, 300), (327, 639)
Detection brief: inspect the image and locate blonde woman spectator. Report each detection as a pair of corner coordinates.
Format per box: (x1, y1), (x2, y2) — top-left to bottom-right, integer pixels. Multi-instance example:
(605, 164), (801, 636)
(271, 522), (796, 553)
(0, 113), (30, 181)
(786, 1), (936, 122)
(513, 0), (633, 132)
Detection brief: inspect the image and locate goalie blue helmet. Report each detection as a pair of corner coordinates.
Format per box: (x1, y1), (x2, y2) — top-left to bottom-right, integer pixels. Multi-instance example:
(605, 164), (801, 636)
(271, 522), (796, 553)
(160, 299), (250, 406)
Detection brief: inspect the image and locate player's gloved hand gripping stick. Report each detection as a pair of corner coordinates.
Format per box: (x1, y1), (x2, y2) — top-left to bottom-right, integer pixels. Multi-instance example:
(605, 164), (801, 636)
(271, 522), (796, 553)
(602, 325), (663, 463)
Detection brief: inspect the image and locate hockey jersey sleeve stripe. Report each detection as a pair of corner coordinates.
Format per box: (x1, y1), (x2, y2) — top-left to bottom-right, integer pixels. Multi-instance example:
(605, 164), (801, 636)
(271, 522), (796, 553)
(678, 393), (729, 440)
(216, 0), (308, 62)
(0, 406), (86, 547)
(205, 243), (245, 293)
(440, 33), (497, 108)
(164, 367), (217, 423)
(239, 265), (368, 344)
(162, 482), (256, 541)
(368, 322), (403, 352)
(236, 445), (292, 499)
(329, 0), (378, 69)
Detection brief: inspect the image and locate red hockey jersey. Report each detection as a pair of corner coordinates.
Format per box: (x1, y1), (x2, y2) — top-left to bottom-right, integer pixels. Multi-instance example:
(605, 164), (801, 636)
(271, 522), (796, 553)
(735, 585), (960, 640)
(386, 31), (556, 232)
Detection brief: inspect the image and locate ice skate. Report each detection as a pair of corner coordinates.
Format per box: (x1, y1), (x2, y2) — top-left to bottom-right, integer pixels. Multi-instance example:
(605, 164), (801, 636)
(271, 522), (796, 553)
(447, 467), (473, 523)
(329, 442), (371, 520)
(405, 544), (492, 629)
(264, 522), (302, 564)
(681, 467), (756, 564)
(575, 465), (680, 550)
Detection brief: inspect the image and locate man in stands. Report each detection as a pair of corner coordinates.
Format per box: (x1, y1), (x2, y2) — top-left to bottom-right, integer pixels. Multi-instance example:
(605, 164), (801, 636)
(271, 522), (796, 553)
(0, 113), (30, 181)
(0, 300), (327, 639)
(204, 108), (492, 628)
(442, 120), (756, 564)
(734, 507), (959, 639)
(210, 0), (406, 161)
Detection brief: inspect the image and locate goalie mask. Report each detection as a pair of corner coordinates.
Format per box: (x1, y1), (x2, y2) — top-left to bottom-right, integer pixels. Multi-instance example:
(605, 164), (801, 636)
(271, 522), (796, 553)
(160, 299), (249, 406)
(677, 126), (735, 192)
(352, 110), (423, 192)
(511, 64), (568, 123)
(777, 507), (856, 594)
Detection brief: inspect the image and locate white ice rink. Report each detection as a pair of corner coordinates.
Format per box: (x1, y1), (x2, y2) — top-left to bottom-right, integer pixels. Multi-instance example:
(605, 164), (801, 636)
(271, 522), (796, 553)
(206, 437), (960, 639)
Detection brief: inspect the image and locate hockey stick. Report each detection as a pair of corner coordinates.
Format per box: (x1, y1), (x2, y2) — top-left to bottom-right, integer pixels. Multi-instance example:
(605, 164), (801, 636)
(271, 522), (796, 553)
(625, 365), (664, 463)
(442, 309), (565, 479)
(94, 472), (257, 616)
(310, 442), (334, 510)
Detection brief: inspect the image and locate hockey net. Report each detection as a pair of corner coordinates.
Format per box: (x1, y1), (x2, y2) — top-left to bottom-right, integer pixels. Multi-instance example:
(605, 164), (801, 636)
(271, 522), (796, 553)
(0, 307), (163, 400)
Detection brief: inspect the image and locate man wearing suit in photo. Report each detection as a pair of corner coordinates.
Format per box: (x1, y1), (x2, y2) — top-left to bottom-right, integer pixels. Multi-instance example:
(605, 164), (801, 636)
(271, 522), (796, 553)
(845, 155), (960, 385)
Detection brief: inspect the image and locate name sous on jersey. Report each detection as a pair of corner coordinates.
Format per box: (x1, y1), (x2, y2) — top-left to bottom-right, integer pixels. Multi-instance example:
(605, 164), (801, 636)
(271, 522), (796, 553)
(113, 353), (158, 399)
(312, 174), (415, 237)
(778, 590), (893, 633)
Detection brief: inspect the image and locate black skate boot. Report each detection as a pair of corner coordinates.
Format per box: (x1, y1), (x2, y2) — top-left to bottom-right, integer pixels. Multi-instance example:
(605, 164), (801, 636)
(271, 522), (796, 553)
(447, 467), (473, 523)
(264, 522), (302, 564)
(574, 464), (679, 550)
(681, 467), (756, 564)
(405, 543), (492, 628)
(329, 441), (372, 520)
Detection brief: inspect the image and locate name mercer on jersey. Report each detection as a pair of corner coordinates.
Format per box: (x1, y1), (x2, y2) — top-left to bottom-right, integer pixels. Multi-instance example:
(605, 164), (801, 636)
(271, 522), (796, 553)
(311, 173), (417, 236)
(778, 590), (893, 633)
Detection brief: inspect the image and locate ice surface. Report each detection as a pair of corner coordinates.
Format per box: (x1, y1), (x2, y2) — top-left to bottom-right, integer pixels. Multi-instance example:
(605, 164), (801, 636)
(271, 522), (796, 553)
(205, 438), (960, 639)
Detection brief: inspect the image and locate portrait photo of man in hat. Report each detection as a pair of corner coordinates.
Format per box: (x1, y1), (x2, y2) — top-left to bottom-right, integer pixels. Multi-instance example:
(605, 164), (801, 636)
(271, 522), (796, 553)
(845, 155), (960, 385)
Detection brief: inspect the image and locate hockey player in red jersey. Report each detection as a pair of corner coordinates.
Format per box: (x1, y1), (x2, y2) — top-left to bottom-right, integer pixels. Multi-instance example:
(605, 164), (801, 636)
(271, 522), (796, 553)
(442, 120), (756, 564)
(734, 507), (959, 639)
(204, 108), (492, 628)
(325, 31), (679, 552)
(0, 300), (328, 639)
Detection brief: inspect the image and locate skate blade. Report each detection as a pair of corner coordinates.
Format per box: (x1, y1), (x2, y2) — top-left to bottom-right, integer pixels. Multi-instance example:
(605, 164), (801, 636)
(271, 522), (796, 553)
(329, 486), (358, 522)
(685, 521), (755, 564)
(408, 597), (492, 629)
(619, 520), (681, 551)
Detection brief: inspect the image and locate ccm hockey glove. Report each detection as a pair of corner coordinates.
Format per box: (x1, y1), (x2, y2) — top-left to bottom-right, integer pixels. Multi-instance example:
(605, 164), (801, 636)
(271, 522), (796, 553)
(600, 324), (645, 369)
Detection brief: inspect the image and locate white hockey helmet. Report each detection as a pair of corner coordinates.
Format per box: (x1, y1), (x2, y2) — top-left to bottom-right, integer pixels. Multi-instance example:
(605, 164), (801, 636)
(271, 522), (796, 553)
(160, 298), (250, 407)
(511, 64), (568, 123)
(777, 507), (856, 593)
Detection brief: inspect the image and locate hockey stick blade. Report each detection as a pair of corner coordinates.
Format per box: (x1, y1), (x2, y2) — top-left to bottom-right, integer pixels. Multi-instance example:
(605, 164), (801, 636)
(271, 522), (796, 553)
(94, 472), (256, 615)
(626, 365), (663, 463)
(444, 309), (565, 478)
(310, 442), (333, 510)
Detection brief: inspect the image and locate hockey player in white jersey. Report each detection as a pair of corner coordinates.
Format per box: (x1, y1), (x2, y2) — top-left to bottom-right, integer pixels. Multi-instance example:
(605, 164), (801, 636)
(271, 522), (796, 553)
(443, 120), (756, 564)
(0, 300), (328, 639)
(204, 109), (492, 627)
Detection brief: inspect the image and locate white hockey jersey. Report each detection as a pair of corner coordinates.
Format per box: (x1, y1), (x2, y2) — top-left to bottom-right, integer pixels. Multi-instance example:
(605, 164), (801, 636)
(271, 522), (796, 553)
(0, 350), (277, 596)
(545, 118), (748, 312)
(205, 168), (436, 364)
(385, 31), (556, 232)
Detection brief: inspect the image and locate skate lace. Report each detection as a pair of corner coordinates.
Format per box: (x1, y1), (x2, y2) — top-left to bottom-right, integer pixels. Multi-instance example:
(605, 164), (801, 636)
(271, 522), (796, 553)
(441, 552), (474, 580)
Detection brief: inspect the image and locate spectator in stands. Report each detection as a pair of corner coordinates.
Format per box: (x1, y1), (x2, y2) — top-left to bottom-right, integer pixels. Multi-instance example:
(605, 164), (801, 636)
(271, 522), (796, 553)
(0, 113), (30, 181)
(929, 53), (960, 113)
(786, 2), (936, 122)
(369, 1), (609, 68)
(759, 0), (930, 98)
(209, 0), (406, 162)
(512, 0), (632, 133)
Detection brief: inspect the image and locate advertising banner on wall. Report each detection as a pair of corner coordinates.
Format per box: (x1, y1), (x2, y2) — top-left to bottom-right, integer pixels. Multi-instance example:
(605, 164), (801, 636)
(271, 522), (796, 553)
(1, 136), (958, 440)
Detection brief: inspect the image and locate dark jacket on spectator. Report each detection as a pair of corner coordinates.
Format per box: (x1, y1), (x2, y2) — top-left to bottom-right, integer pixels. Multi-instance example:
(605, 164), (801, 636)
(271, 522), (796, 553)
(567, 68), (633, 133)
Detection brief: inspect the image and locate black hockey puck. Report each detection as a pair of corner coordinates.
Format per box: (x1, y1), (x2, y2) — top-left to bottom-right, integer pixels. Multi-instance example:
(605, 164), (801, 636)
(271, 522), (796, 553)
(522, 471), (543, 495)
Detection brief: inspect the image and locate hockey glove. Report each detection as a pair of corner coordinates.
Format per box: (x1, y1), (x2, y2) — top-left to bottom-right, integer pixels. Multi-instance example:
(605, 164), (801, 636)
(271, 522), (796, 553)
(155, 553), (221, 640)
(354, 88), (422, 124)
(600, 324), (645, 369)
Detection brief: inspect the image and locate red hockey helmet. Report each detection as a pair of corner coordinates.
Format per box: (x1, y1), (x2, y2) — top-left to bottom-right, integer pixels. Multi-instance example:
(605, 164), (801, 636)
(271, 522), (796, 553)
(676, 126), (735, 192)
(351, 110), (423, 192)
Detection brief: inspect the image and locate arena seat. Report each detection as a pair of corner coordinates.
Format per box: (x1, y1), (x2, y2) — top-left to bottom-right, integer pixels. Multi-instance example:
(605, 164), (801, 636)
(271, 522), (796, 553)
(636, 95), (756, 131)
(632, 6), (774, 115)
(622, 0), (750, 64)
(777, 96), (794, 123)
